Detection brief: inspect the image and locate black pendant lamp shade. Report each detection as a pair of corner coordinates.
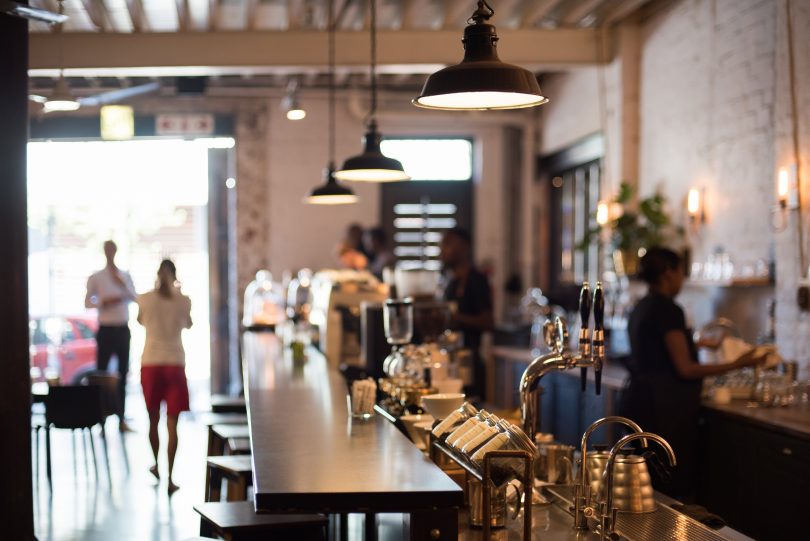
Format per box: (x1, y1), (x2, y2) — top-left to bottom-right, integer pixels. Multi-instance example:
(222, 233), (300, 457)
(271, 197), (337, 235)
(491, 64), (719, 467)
(304, 0), (357, 205)
(305, 164), (358, 205)
(335, 0), (409, 183)
(413, 1), (548, 111)
(334, 120), (409, 182)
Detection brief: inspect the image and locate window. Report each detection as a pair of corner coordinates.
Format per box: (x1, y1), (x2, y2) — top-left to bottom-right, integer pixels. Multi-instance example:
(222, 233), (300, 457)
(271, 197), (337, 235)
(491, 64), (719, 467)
(74, 320), (95, 340)
(380, 139), (472, 181)
(380, 138), (474, 270)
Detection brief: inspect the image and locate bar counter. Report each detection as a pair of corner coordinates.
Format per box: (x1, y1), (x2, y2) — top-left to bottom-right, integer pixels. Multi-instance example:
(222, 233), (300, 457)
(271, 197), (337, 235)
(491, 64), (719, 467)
(242, 331), (463, 539)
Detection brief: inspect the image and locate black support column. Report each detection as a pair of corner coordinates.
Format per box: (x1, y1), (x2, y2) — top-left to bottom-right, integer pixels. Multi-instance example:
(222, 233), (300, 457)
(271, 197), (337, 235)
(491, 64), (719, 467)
(0, 6), (35, 541)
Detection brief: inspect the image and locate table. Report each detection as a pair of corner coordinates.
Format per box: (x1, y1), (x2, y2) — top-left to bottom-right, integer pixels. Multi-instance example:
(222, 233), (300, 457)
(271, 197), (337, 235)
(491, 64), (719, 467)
(242, 332), (463, 540)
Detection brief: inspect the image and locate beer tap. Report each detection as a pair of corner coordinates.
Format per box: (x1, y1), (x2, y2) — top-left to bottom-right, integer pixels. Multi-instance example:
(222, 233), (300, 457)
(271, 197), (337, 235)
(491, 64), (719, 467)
(519, 281), (606, 441)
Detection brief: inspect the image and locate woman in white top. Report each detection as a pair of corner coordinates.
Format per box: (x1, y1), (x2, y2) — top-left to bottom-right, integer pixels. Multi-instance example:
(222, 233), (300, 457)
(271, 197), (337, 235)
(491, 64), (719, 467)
(137, 259), (192, 495)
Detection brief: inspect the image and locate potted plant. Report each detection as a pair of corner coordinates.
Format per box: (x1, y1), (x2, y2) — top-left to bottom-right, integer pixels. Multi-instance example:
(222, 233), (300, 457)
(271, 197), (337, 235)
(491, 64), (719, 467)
(578, 182), (684, 277)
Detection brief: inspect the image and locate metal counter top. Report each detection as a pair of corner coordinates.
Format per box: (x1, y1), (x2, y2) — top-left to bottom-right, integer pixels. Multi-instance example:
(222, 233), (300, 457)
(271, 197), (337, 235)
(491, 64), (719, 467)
(242, 332), (462, 536)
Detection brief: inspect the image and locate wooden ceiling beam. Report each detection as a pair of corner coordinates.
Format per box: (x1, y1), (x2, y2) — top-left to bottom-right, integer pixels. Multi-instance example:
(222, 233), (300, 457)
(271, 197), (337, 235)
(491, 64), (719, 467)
(29, 27), (611, 71)
(125, 0), (149, 32)
(601, 0), (649, 25)
(521, 0), (561, 28)
(561, 0), (605, 25)
(80, 0), (113, 31)
(443, 0), (471, 29)
(175, 0), (189, 31)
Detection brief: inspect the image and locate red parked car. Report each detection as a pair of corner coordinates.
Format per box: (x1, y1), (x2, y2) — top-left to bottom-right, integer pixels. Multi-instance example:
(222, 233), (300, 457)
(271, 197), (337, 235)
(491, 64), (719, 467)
(29, 316), (98, 384)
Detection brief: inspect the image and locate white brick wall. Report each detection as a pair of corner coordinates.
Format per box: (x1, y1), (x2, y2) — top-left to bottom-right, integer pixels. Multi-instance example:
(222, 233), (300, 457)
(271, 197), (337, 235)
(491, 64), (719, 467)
(538, 0), (810, 374)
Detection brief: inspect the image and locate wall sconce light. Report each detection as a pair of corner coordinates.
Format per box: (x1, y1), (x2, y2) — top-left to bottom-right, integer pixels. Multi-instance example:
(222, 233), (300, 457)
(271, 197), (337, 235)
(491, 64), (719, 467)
(687, 187), (705, 226)
(772, 164), (799, 232)
(596, 200), (610, 226)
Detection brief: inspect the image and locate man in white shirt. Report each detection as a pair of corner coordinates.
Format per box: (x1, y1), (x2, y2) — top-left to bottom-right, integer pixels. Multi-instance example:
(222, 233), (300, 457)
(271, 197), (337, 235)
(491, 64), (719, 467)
(85, 240), (137, 432)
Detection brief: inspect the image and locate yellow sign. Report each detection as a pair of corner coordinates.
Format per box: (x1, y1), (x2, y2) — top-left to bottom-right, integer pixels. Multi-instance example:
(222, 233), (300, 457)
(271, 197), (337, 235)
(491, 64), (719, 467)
(100, 105), (134, 140)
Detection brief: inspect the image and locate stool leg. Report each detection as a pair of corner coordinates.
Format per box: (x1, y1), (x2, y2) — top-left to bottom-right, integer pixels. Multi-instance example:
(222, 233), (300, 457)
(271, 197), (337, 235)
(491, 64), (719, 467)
(72, 429), (78, 479)
(226, 476), (247, 502)
(45, 425), (52, 489)
(88, 428), (99, 480)
(100, 424), (112, 489)
(81, 428), (90, 479)
(208, 467), (223, 502)
(204, 462), (212, 502)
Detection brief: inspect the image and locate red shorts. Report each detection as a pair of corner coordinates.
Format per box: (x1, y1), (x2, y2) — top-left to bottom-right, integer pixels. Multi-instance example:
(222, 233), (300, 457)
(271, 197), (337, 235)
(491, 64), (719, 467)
(141, 365), (190, 417)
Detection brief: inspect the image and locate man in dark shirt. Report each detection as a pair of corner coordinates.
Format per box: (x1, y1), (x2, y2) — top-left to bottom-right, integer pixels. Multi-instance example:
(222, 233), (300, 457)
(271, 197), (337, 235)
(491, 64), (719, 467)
(440, 227), (494, 400)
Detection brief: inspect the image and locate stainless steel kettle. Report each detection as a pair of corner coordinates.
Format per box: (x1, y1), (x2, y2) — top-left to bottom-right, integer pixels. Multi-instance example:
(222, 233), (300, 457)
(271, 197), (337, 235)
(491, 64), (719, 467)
(586, 451), (656, 513)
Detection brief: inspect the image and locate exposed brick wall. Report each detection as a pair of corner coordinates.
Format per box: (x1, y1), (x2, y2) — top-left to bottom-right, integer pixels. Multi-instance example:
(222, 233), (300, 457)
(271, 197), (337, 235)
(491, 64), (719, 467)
(538, 0), (810, 374)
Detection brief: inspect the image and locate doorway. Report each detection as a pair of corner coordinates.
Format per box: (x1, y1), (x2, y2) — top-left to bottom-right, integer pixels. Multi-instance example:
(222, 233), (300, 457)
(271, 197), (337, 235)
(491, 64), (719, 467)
(27, 138), (230, 410)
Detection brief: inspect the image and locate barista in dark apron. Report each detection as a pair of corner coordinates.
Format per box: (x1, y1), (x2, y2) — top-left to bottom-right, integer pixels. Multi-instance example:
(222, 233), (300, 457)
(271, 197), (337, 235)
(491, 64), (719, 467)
(619, 247), (764, 502)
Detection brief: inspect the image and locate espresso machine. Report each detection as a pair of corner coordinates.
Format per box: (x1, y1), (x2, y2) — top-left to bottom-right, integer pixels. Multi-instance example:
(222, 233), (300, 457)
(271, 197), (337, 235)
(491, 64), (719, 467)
(309, 270), (387, 368)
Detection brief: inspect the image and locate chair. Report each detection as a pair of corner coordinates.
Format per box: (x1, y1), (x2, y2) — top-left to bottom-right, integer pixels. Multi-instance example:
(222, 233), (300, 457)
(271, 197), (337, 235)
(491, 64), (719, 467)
(205, 455), (253, 502)
(79, 371), (130, 473)
(44, 384), (111, 488)
(194, 501), (327, 541)
(201, 413), (249, 456)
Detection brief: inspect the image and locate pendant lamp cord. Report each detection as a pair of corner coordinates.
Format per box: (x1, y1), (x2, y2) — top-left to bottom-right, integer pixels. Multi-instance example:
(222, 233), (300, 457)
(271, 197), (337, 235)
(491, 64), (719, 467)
(328, 0), (336, 167)
(786, 0), (806, 277)
(57, 0), (65, 77)
(469, 1), (494, 24)
(369, 0), (378, 122)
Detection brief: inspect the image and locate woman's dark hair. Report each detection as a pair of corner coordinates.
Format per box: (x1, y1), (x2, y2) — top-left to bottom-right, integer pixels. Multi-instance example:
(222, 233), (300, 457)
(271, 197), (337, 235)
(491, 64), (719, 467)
(158, 259), (177, 297)
(638, 247), (682, 285)
(444, 227), (472, 246)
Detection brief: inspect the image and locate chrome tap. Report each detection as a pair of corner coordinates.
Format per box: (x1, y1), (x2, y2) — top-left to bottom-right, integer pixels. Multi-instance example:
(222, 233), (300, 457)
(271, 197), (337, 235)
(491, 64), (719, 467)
(519, 281), (606, 441)
(573, 417), (647, 531)
(594, 432), (677, 541)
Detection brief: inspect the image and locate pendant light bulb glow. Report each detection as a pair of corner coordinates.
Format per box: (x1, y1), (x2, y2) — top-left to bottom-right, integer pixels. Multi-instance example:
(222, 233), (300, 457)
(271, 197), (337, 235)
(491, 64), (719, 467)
(335, 0), (409, 183)
(304, 165), (359, 205)
(335, 120), (410, 182)
(44, 72), (80, 112)
(281, 81), (306, 121)
(413, 1), (547, 111)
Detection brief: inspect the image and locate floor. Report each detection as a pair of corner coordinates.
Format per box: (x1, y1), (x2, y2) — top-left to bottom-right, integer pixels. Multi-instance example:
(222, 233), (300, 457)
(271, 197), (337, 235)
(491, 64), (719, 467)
(32, 384), (209, 541)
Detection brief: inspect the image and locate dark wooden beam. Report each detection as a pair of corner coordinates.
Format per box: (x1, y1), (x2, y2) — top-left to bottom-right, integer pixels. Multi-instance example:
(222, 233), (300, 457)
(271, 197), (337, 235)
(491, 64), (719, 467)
(0, 5), (35, 540)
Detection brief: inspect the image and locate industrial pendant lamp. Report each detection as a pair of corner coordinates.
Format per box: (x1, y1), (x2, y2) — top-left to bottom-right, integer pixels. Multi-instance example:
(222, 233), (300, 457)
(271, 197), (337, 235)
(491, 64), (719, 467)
(413, 0), (548, 111)
(334, 0), (409, 183)
(304, 0), (358, 205)
(44, 0), (80, 112)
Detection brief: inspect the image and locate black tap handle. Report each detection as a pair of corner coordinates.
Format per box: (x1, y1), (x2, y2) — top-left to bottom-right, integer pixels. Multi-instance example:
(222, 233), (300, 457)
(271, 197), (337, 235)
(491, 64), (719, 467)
(593, 282), (604, 332)
(579, 282), (592, 330)
(580, 367), (588, 391)
(593, 283), (605, 395)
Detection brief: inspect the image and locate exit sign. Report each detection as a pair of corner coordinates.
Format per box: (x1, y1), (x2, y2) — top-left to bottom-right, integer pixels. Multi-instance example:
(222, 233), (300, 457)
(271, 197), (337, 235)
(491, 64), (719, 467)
(156, 114), (215, 136)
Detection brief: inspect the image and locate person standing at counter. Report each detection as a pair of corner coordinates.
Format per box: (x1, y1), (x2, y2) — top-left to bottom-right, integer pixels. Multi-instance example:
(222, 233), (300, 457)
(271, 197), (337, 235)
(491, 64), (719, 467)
(620, 247), (765, 501)
(137, 259), (192, 495)
(365, 226), (396, 279)
(85, 240), (137, 433)
(440, 227), (494, 400)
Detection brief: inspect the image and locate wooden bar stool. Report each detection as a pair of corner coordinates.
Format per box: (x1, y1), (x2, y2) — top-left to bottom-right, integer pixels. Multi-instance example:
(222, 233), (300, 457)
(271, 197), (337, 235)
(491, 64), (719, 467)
(194, 501), (327, 541)
(203, 414), (248, 456)
(210, 424), (250, 456)
(210, 395), (247, 414)
(205, 455), (253, 502)
(226, 438), (251, 456)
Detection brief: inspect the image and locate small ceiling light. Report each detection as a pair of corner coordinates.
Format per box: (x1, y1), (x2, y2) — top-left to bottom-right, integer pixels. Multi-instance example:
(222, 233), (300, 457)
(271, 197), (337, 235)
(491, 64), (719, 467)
(335, 0), (409, 183)
(413, 0), (548, 111)
(305, 0), (357, 205)
(281, 79), (306, 121)
(44, 72), (80, 112)
(43, 1), (80, 113)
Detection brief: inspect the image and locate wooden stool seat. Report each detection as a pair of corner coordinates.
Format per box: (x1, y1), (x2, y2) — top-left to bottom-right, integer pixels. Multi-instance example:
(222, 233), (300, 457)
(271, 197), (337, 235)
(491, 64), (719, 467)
(206, 455), (253, 502)
(209, 424), (250, 456)
(226, 437), (251, 455)
(194, 501), (327, 541)
(211, 395), (247, 414)
(200, 412), (248, 426)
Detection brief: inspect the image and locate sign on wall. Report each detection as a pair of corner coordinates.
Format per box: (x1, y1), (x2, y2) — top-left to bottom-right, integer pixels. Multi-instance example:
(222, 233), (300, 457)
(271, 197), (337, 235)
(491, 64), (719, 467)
(155, 114), (215, 136)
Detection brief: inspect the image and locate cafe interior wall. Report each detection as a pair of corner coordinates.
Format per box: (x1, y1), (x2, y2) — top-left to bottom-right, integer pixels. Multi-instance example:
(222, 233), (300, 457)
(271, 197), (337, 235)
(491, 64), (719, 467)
(537, 0), (810, 376)
(264, 91), (536, 321)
